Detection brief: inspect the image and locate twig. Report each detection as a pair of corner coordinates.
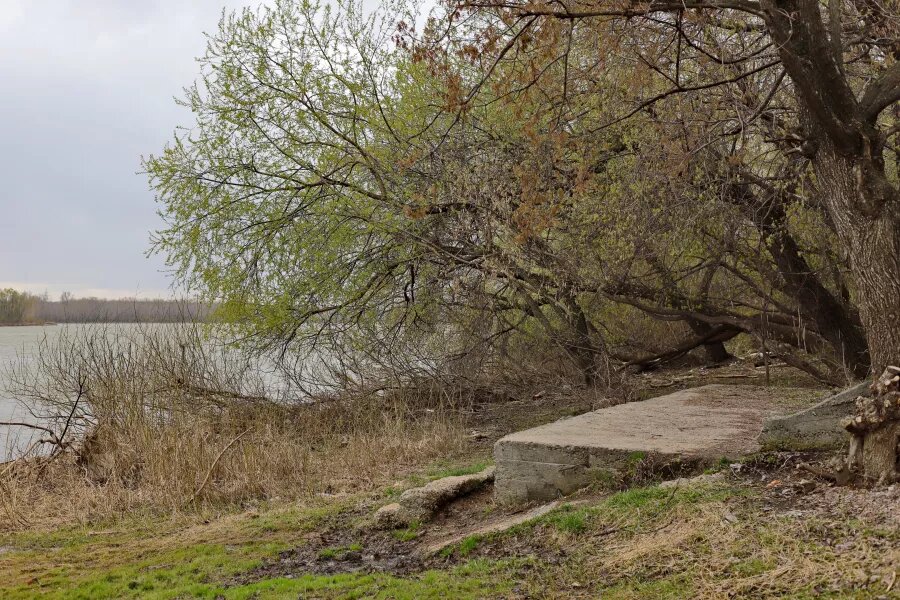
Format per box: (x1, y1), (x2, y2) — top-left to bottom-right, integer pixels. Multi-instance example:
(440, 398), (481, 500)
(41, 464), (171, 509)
(186, 429), (250, 505)
(0, 422), (57, 438)
(53, 378), (86, 457)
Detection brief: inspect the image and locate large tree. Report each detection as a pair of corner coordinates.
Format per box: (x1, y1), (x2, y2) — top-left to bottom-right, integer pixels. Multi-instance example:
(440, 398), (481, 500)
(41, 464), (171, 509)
(425, 0), (899, 479)
(147, 0), (898, 479)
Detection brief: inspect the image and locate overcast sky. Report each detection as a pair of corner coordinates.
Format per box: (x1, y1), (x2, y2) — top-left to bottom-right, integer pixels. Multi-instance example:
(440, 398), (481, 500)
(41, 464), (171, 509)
(0, 1), (266, 299)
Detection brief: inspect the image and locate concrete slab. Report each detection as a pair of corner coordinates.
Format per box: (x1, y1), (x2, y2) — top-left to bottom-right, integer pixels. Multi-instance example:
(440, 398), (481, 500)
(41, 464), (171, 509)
(374, 466), (495, 528)
(494, 384), (805, 503)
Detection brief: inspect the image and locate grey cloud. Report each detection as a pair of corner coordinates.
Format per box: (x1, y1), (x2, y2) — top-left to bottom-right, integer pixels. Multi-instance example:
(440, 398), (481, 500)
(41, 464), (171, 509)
(0, 0), (260, 298)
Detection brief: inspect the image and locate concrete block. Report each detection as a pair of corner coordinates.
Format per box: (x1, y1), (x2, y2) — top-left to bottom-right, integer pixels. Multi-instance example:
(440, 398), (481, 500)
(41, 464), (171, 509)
(494, 385), (805, 504)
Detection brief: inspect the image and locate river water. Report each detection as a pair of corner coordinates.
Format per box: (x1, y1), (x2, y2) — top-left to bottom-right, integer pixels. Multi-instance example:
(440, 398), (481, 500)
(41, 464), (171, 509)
(0, 325), (59, 461)
(0, 324), (310, 463)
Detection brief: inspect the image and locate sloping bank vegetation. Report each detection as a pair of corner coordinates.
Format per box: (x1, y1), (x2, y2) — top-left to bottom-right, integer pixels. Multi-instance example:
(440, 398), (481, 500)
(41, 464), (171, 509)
(0, 323), (465, 526)
(0, 0), (898, 593)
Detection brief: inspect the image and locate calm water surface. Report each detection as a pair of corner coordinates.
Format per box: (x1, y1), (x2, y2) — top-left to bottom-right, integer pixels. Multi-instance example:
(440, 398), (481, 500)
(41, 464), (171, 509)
(0, 325), (62, 461)
(0, 324), (303, 462)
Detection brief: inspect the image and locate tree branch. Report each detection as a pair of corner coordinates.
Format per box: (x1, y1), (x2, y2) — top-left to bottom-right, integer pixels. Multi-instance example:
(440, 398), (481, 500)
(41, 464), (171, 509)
(859, 62), (900, 123)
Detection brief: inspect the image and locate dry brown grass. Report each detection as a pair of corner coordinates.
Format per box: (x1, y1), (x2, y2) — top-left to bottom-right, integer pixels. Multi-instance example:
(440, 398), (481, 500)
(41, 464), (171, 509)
(0, 325), (466, 532)
(576, 488), (900, 599)
(1, 404), (462, 533)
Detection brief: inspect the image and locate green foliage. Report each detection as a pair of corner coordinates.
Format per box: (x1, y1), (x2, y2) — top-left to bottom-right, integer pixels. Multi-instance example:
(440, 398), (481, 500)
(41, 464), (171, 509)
(145, 0), (865, 386)
(0, 288), (35, 324)
(143, 0), (695, 384)
(145, 0), (446, 370)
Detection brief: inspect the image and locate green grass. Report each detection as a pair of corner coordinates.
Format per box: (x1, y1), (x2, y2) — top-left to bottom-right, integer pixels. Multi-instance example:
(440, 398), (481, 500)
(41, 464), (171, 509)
(318, 542), (363, 560)
(3, 548), (519, 599)
(0, 507), (518, 600)
(428, 461), (490, 479)
(382, 485), (402, 499)
(224, 558), (520, 599)
(598, 574), (694, 599)
(392, 520), (421, 542)
(1, 540), (283, 599)
(544, 504), (589, 534)
(2, 457), (894, 599)
(458, 535), (482, 557)
(0, 502), (350, 600)
(407, 458), (492, 486)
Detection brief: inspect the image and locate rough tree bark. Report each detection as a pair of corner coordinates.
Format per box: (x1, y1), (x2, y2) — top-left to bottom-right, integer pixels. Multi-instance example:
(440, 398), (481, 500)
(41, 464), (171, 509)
(727, 179), (870, 377)
(762, 0), (900, 480)
(845, 367), (900, 483)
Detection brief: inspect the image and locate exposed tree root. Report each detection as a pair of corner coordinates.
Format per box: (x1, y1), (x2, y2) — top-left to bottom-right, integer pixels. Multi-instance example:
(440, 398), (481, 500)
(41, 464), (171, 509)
(843, 366), (900, 484)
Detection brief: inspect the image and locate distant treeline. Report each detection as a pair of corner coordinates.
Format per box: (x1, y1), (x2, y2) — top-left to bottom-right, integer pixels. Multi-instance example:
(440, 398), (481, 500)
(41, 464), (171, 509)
(0, 288), (211, 324)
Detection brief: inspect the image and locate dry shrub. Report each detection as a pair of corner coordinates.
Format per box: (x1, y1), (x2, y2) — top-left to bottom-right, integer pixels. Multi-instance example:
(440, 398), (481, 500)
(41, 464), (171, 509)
(491, 328), (636, 403)
(0, 325), (464, 531)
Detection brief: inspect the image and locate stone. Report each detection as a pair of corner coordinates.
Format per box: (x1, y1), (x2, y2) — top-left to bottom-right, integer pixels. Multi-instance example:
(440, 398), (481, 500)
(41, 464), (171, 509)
(759, 380), (871, 450)
(494, 384), (802, 503)
(373, 466), (495, 528)
(373, 502), (404, 529)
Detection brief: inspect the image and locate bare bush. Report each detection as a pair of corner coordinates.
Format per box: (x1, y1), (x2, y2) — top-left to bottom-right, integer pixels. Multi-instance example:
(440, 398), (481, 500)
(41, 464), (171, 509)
(0, 325), (464, 530)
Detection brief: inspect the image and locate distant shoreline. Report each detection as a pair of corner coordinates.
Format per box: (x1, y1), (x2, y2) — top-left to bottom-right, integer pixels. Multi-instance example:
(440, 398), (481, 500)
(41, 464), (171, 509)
(0, 321), (56, 327)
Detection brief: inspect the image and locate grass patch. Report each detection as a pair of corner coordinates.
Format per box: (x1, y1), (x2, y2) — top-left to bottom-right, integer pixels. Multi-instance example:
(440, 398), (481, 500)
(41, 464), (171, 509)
(392, 520), (421, 542)
(458, 535), (482, 557)
(407, 458), (492, 486)
(0, 501), (350, 600)
(544, 504), (590, 534)
(225, 558), (520, 599)
(318, 542), (363, 560)
(598, 574), (694, 599)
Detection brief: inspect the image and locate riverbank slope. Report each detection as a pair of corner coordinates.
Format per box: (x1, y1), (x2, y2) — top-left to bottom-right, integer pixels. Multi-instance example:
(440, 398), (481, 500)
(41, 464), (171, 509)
(1, 365), (896, 599)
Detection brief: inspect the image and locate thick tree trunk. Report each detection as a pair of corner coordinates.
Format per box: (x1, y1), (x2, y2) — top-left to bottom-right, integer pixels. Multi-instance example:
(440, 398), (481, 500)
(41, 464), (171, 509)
(738, 184), (871, 377)
(816, 147), (900, 482)
(760, 0), (900, 482)
(688, 320), (733, 364)
(814, 147), (900, 373)
(845, 367), (900, 483)
(568, 301), (600, 386)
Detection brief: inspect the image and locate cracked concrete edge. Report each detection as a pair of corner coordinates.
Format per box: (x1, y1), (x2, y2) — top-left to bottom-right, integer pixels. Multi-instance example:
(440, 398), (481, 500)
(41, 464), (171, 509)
(494, 449), (702, 504)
